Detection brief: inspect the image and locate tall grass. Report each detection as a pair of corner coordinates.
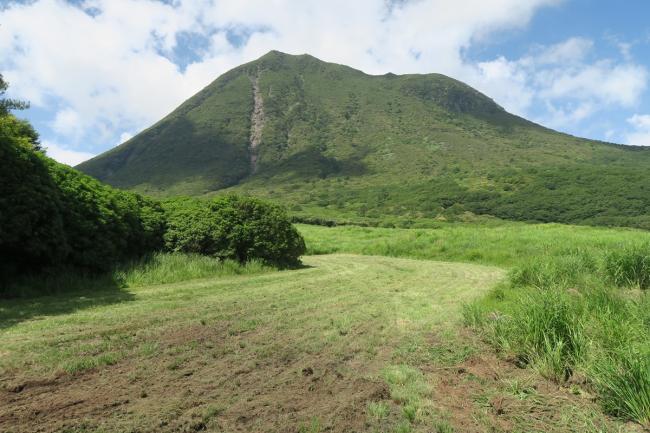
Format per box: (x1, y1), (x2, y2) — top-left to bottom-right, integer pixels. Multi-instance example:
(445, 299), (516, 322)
(298, 222), (650, 268)
(117, 253), (271, 287)
(591, 349), (650, 425)
(466, 248), (650, 426)
(3, 253), (273, 298)
(603, 243), (650, 290)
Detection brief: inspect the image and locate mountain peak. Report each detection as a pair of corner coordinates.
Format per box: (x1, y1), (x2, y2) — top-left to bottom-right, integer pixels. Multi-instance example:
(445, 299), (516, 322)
(77, 53), (650, 230)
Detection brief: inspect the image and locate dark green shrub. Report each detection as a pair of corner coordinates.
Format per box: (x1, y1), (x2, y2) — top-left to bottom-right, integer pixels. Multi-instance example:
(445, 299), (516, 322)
(1, 113), (166, 288)
(0, 115), (68, 278)
(163, 195), (305, 267)
(604, 244), (650, 289)
(49, 161), (165, 271)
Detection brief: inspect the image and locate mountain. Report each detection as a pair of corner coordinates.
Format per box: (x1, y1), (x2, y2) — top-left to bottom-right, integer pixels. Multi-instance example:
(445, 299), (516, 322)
(78, 51), (650, 229)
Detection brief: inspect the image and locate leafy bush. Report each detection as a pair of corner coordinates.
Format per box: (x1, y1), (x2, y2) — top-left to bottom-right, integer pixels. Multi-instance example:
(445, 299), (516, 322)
(163, 195), (305, 267)
(603, 244), (650, 289)
(0, 113), (165, 288)
(0, 115), (68, 279)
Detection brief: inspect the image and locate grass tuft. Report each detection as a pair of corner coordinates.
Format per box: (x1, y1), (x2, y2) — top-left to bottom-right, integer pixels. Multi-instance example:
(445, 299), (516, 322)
(591, 350), (650, 426)
(603, 244), (650, 290)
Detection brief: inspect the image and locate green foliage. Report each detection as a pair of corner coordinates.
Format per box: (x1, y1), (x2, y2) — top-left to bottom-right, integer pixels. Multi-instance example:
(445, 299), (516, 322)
(603, 244), (650, 289)
(79, 51), (650, 230)
(0, 74), (30, 116)
(0, 110), (165, 289)
(0, 115), (68, 279)
(163, 195), (305, 267)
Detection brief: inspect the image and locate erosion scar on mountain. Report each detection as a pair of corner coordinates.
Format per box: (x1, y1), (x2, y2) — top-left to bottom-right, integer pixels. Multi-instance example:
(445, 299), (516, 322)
(249, 73), (265, 174)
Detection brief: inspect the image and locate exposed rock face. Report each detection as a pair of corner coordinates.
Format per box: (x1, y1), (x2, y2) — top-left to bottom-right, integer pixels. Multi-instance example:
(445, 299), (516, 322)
(249, 72), (265, 174)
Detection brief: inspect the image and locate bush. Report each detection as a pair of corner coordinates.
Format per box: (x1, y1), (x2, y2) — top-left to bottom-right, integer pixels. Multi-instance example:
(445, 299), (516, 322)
(163, 195), (305, 267)
(0, 113), (166, 288)
(0, 115), (68, 279)
(48, 160), (166, 272)
(603, 244), (650, 289)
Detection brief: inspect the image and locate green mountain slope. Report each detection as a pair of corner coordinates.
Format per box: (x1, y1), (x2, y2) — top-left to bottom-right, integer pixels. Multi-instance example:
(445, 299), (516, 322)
(78, 51), (650, 229)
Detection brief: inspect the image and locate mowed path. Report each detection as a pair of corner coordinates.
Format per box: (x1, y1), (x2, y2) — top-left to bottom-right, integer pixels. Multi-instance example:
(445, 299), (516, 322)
(0, 254), (504, 433)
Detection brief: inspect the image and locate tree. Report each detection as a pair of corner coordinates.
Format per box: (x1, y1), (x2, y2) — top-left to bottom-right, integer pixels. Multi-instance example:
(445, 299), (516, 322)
(0, 74), (29, 116)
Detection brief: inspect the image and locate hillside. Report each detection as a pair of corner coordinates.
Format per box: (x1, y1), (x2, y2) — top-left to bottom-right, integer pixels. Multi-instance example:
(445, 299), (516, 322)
(78, 51), (650, 229)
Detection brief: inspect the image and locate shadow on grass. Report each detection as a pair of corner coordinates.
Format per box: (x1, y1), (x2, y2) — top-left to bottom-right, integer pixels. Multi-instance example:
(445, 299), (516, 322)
(0, 273), (135, 330)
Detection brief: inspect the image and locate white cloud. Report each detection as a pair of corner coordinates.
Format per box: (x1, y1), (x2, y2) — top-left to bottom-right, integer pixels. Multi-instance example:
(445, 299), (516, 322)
(42, 140), (96, 165)
(52, 107), (82, 137)
(626, 132), (650, 146)
(627, 114), (650, 130)
(118, 131), (133, 144)
(533, 37), (594, 65)
(0, 0), (647, 151)
(473, 38), (647, 128)
(625, 114), (650, 146)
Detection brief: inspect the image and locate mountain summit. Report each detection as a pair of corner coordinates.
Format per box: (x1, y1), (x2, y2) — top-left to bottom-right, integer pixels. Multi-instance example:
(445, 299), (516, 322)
(78, 51), (650, 228)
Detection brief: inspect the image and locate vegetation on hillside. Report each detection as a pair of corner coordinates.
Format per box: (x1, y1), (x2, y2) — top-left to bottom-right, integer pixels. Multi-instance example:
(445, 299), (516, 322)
(79, 51), (650, 230)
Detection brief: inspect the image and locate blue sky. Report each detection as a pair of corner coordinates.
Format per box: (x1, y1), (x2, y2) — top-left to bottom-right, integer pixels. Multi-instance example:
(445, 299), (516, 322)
(2, 0), (650, 165)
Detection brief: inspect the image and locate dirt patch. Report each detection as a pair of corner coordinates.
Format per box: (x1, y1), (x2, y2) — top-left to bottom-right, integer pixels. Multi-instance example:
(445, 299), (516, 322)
(1, 322), (640, 433)
(0, 320), (390, 433)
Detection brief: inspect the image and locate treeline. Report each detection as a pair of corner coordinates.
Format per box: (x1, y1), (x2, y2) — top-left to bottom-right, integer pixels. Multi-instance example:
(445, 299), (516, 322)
(0, 78), (304, 292)
(286, 165), (650, 230)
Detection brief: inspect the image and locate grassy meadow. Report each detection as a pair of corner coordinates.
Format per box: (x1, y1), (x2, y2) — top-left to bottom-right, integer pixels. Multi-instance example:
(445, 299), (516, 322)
(298, 221), (650, 267)
(1, 221), (649, 432)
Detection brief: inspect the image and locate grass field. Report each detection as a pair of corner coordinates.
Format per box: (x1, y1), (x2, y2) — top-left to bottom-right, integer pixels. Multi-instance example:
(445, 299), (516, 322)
(1, 254), (506, 432)
(298, 221), (650, 268)
(1, 223), (648, 432)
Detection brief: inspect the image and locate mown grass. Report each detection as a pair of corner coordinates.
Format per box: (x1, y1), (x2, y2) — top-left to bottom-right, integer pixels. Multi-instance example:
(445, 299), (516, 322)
(0, 254), (504, 432)
(4, 221), (650, 430)
(0, 253), (273, 329)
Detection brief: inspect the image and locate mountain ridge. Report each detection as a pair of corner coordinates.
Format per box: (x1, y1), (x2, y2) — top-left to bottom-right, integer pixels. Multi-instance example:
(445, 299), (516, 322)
(77, 50), (650, 229)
